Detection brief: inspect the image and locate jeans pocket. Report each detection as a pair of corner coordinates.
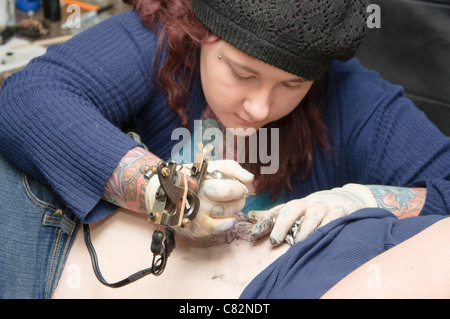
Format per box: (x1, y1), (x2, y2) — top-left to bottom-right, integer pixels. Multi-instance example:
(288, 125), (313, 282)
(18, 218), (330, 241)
(21, 173), (79, 298)
(0, 157), (79, 298)
(21, 173), (77, 235)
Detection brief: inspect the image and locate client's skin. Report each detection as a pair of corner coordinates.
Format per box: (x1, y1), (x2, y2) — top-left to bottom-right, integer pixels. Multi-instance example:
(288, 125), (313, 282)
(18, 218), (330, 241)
(53, 208), (450, 299)
(322, 216), (450, 299)
(52, 209), (289, 298)
(53, 186), (431, 299)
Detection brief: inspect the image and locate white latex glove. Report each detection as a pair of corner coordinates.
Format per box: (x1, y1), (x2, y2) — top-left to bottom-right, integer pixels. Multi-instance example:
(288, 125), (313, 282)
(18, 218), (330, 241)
(248, 184), (378, 246)
(146, 160), (254, 243)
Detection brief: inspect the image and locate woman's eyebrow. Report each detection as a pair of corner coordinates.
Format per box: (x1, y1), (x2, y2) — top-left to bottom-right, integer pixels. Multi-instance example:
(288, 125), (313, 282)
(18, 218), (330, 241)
(223, 56), (259, 75)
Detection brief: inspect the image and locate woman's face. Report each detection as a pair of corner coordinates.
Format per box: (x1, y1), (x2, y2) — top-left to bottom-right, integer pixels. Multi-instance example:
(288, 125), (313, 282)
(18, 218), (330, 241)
(200, 37), (313, 132)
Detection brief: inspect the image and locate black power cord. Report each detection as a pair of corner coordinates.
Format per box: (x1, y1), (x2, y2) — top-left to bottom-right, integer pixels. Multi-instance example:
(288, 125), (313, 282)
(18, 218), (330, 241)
(83, 223), (175, 288)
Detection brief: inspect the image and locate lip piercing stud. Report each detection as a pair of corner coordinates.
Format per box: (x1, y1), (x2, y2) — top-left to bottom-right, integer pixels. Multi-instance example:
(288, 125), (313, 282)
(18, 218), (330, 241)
(218, 55), (222, 59)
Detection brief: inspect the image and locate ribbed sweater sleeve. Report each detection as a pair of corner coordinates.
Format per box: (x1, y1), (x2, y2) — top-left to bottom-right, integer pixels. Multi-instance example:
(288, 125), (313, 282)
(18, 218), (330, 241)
(328, 59), (450, 217)
(0, 11), (159, 222)
(371, 92), (450, 217)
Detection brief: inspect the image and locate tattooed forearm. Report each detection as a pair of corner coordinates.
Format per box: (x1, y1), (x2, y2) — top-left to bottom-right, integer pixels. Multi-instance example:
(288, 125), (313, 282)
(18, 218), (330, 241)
(365, 185), (426, 219)
(103, 146), (161, 214)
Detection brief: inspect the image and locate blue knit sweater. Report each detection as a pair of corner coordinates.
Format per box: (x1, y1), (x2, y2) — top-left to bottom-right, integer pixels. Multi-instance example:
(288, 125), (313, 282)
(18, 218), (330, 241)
(0, 10), (449, 224)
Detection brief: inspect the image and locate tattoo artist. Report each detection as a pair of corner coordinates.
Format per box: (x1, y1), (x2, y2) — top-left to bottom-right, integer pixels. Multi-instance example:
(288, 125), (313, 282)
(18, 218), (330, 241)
(0, 0), (449, 299)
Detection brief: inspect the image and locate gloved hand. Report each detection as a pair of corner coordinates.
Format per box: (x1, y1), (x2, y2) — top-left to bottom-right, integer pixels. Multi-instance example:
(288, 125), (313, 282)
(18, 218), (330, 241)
(146, 160), (254, 243)
(248, 184), (378, 245)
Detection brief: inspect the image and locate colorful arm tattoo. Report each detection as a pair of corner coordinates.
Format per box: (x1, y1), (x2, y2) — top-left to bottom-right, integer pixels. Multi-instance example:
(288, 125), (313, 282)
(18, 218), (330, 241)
(365, 185), (427, 219)
(103, 146), (161, 214)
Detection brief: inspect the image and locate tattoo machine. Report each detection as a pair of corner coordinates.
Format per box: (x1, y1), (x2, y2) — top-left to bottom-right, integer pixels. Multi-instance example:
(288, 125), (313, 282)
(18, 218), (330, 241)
(142, 153), (209, 229)
(84, 141), (211, 288)
(84, 139), (250, 288)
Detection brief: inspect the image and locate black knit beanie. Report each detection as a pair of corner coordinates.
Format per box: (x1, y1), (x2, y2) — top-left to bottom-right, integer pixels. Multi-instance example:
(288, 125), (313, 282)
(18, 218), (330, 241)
(191, 0), (369, 81)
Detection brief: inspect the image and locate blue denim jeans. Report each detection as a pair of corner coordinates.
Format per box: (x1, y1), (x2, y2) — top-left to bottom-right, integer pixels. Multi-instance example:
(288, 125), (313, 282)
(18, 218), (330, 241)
(0, 155), (79, 299)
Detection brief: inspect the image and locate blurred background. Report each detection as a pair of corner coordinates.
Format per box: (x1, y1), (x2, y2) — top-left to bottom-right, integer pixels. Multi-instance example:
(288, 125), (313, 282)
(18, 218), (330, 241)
(0, 0), (132, 83)
(356, 0), (449, 136)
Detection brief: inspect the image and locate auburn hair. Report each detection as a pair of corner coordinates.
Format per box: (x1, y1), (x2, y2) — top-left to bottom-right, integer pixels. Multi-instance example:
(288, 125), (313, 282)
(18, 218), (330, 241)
(123, 0), (328, 198)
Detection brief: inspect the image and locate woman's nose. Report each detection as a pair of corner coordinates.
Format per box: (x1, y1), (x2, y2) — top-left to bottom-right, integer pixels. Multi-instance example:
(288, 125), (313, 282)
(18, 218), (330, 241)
(242, 92), (271, 122)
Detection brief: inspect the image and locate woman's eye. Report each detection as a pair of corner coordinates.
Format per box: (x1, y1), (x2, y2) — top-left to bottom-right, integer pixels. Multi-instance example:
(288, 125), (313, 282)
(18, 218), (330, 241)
(230, 68), (254, 81)
(284, 83), (302, 90)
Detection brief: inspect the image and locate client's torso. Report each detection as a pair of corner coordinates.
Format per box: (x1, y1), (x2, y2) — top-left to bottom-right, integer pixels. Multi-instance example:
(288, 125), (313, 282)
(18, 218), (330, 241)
(52, 209), (288, 299)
